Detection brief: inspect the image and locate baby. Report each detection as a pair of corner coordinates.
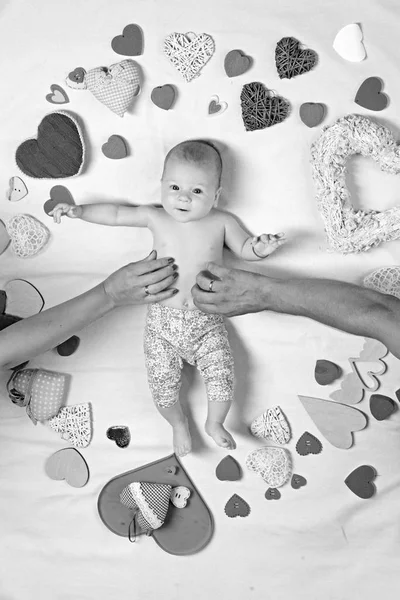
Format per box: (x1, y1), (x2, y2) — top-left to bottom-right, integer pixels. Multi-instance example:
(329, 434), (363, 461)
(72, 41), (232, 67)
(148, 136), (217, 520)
(50, 140), (286, 456)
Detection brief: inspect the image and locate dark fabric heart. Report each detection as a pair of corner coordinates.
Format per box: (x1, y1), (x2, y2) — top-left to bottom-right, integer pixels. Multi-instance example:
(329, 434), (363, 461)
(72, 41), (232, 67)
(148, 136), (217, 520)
(355, 77), (389, 111)
(296, 431), (322, 455)
(240, 82), (290, 131)
(314, 359), (342, 385)
(345, 465), (377, 499)
(291, 474), (307, 489)
(224, 494), (250, 518)
(111, 24), (143, 56)
(216, 455), (241, 481)
(44, 185), (75, 215)
(265, 488), (281, 500)
(16, 112), (85, 179)
(106, 426), (131, 448)
(275, 37), (318, 79)
(369, 393), (396, 421)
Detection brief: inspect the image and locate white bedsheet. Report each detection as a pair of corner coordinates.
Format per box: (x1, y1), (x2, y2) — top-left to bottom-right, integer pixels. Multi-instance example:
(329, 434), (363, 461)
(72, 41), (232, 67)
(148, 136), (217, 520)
(1, 0), (400, 598)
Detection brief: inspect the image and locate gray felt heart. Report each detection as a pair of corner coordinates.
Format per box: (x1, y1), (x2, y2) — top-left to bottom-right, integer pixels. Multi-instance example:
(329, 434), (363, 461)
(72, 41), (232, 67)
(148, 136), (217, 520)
(345, 465), (376, 499)
(111, 24), (143, 56)
(355, 77), (389, 111)
(44, 185), (75, 215)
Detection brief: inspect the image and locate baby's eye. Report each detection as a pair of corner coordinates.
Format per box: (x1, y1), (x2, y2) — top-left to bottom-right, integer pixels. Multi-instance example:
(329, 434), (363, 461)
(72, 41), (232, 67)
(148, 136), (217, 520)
(170, 184), (179, 191)
(193, 188), (203, 194)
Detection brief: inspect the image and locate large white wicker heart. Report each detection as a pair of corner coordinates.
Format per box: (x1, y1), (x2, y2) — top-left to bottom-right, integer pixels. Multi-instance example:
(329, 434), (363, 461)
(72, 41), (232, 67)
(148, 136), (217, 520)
(6, 214), (50, 258)
(246, 447), (291, 488)
(164, 32), (214, 82)
(310, 114), (400, 253)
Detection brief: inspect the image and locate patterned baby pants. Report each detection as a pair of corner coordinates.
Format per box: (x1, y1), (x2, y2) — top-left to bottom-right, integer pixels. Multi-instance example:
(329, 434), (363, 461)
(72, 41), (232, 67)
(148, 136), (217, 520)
(144, 303), (235, 408)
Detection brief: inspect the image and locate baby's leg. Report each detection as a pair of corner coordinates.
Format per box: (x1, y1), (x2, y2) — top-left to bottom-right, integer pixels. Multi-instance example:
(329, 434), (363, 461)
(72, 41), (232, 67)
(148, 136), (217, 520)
(194, 324), (236, 450)
(144, 327), (191, 457)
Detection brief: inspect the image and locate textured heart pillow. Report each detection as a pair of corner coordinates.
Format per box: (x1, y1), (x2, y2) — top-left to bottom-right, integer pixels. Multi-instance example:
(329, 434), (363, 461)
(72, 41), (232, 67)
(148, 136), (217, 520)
(310, 114), (400, 253)
(16, 112), (85, 179)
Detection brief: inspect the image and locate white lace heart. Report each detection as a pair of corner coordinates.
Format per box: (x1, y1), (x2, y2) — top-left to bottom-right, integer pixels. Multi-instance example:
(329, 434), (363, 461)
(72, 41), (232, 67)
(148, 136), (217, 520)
(246, 447), (291, 487)
(6, 214), (50, 258)
(164, 32), (214, 82)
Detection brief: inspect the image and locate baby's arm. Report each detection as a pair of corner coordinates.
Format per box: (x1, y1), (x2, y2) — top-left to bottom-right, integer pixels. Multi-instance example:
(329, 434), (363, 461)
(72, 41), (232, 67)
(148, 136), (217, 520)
(50, 203), (152, 227)
(223, 213), (286, 261)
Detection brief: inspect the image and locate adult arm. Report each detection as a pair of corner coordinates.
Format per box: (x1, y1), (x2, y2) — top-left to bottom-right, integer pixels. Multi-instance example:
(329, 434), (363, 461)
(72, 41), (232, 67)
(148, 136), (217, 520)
(0, 251), (178, 369)
(192, 262), (400, 360)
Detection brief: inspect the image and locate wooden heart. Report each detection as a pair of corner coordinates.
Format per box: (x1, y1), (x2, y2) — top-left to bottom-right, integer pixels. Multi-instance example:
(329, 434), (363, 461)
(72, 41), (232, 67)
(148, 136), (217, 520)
(355, 77), (388, 111)
(4, 279), (44, 317)
(151, 84), (175, 110)
(295, 431), (322, 455)
(170, 486), (191, 508)
(299, 103), (325, 128)
(44, 185), (75, 215)
(224, 494), (250, 518)
(16, 112), (84, 179)
(101, 135), (128, 160)
(275, 37), (318, 79)
(333, 23), (366, 62)
(240, 82), (290, 131)
(370, 393), (396, 421)
(215, 455), (241, 481)
(45, 448), (89, 488)
(46, 84), (69, 105)
(163, 32), (214, 82)
(224, 49), (252, 77)
(111, 24), (143, 56)
(291, 474), (307, 489)
(310, 114), (400, 253)
(345, 465), (376, 499)
(7, 176), (28, 202)
(314, 359), (342, 386)
(299, 395), (367, 449)
(208, 95), (227, 116)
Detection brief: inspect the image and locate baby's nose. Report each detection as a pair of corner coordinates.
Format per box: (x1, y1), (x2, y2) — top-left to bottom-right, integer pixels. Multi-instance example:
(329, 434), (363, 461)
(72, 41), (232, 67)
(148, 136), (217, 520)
(179, 193), (191, 202)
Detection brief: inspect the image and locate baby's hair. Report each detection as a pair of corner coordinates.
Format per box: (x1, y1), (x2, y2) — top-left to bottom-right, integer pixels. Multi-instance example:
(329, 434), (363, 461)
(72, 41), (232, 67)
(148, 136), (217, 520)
(162, 139), (223, 186)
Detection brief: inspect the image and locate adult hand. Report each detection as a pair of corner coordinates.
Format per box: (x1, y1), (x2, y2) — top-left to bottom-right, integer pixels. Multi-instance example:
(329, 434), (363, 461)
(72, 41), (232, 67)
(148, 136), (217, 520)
(103, 250), (178, 307)
(192, 262), (269, 317)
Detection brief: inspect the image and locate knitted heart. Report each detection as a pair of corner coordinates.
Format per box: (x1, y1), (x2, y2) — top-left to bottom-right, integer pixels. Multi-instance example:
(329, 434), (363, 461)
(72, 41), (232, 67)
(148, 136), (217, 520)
(16, 112), (85, 179)
(7, 176), (28, 202)
(107, 425), (131, 448)
(67, 60), (140, 118)
(250, 406), (291, 444)
(164, 32), (214, 83)
(275, 37), (318, 79)
(46, 403), (92, 447)
(345, 465), (376, 499)
(224, 494), (250, 518)
(310, 114), (400, 253)
(240, 82), (290, 131)
(265, 488), (281, 500)
(333, 23), (366, 62)
(246, 447), (291, 487)
(6, 214), (50, 258)
(295, 432), (322, 456)
(45, 448), (89, 488)
(44, 185), (75, 215)
(363, 266), (400, 299)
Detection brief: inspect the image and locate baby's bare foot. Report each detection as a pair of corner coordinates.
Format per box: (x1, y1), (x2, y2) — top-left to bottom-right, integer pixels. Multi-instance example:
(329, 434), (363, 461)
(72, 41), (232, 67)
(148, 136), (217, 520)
(173, 419), (192, 457)
(205, 420), (236, 450)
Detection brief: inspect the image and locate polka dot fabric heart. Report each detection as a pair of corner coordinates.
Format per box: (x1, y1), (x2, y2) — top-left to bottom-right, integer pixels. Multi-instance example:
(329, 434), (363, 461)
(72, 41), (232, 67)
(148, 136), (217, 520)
(275, 37), (318, 79)
(240, 82), (290, 131)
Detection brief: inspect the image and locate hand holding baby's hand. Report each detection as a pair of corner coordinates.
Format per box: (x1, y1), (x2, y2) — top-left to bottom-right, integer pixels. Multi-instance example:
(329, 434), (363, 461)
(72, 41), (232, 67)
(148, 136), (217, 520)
(49, 203), (82, 224)
(252, 232), (286, 258)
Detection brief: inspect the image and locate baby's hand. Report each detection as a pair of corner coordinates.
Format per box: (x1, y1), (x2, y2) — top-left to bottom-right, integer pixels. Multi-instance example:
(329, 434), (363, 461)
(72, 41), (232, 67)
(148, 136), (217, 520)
(251, 232), (286, 258)
(49, 203), (82, 224)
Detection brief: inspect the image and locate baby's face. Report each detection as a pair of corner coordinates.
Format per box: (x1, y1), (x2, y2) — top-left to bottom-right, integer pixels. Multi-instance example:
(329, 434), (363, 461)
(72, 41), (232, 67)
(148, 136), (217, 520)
(161, 158), (220, 222)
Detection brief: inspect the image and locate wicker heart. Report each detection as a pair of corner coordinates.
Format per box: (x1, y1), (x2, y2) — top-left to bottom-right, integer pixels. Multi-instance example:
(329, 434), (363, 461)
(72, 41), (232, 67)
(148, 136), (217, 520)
(16, 112), (85, 179)
(46, 403), (92, 447)
(240, 82), (290, 131)
(6, 214), (50, 258)
(250, 406), (291, 444)
(310, 114), (400, 253)
(275, 37), (318, 79)
(164, 32), (214, 82)
(246, 447), (291, 487)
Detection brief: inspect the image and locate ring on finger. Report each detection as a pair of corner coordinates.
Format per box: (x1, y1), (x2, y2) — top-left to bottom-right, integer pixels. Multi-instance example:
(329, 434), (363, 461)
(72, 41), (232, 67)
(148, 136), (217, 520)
(144, 285), (151, 296)
(208, 279), (215, 293)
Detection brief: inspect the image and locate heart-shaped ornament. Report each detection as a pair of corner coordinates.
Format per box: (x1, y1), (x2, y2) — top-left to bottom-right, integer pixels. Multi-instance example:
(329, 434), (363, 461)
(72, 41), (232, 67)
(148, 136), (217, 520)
(296, 431), (322, 456)
(364, 266), (400, 299)
(246, 447), (291, 487)
(208, 95), (227, 116)
(299, 103), (326, 128)
(106, 425), (131, 448)
(370, 393), (396, 421)
(216, 455), (241, 481)
(111, 24), (143, 56)
(333, 23), (366, 62)
(6, 214), (50, 258)
(164, 32), (214, 82)
(224, 49), (252, 77)
(0, 220), (11, 256)
(240, 82), (290, 131)
(355, 77), (389, 111)
(298, 395), (367, 449)
(291, 474), (307, 489)
(170, 486), (191, 508)
(56, 335), (80, 356)
(265, 488), (281, 500)
(224, 494), (250, 518)
(310, 114), (400, 253)
(275, 37), (318, 79)
(314, 359), (342, 385)
(44, 185), (75, 215)
(250, 406), (291, 444)
(7, 176), (28, 202)
(46, 403), (92, 448)
(3, 279), (44, 317)
(101, 135), (128, 159)
(151, 84), (176, 110)
(345, 465), (376, 499)
(45, 448), (89, 488)
(46, 84), (69, 104)
(16, 112), (85, 179)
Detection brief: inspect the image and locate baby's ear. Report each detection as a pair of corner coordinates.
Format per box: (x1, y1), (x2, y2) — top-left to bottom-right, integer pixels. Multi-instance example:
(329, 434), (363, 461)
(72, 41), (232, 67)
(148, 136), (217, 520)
(214, 187), (222, 206)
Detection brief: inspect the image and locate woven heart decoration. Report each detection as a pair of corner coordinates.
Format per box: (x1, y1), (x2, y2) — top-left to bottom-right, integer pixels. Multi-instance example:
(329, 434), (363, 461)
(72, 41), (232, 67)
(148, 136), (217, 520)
(363, 266), (400, 299)
(275, 37), (318, 79)
(46, 403), (92, 447)
(66, 60), (140, 117)
(6, 214), (50, 258)
(250, 406), (291, 444)
(246, 447), (291, 487)
(310, 114), (400, 253)
(240, 82), (290, 131)
(164, 32), (214, 82)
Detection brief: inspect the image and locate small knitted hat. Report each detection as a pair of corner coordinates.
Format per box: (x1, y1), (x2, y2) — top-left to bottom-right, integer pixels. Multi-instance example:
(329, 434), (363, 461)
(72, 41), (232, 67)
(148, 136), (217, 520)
(120, 482), (172, 538)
